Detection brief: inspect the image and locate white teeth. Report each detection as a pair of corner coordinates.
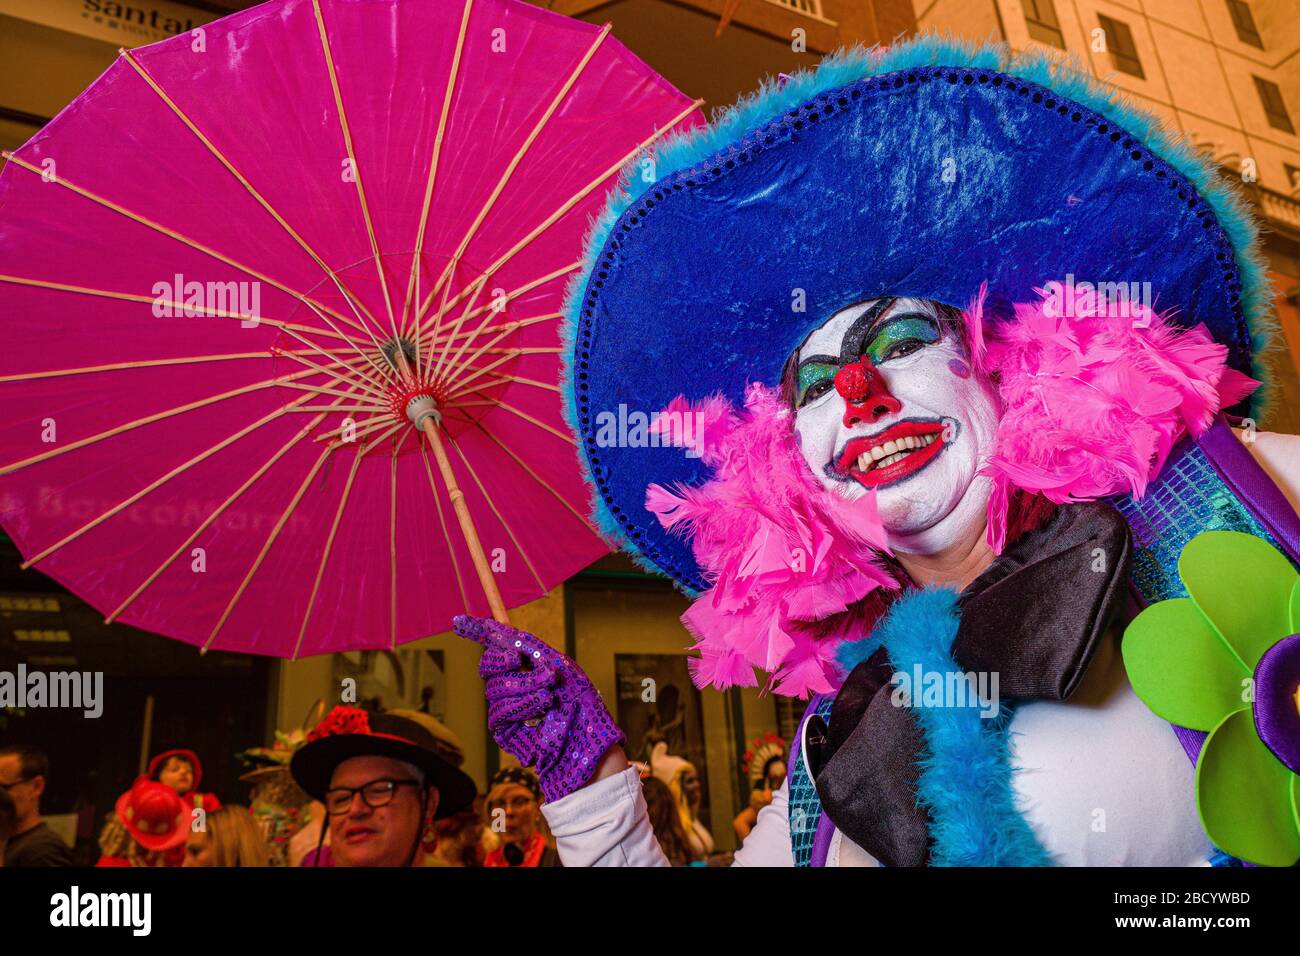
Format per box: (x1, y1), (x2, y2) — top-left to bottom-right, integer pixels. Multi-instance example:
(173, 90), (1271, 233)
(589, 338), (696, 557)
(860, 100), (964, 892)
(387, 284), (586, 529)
(851, 432), (941, 474)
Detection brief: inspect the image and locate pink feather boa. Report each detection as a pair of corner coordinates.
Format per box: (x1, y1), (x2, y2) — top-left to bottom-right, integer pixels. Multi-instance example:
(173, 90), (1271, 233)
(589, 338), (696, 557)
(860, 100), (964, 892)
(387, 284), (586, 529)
(964, 283), (1259, 552)
(644, 385), (898, 698)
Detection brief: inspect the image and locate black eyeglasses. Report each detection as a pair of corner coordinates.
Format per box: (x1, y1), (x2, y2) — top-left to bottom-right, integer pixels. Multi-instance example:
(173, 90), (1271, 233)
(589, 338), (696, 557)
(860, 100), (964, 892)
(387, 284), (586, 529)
(0, 776), (34, 792)
(323, 778), (421, 815)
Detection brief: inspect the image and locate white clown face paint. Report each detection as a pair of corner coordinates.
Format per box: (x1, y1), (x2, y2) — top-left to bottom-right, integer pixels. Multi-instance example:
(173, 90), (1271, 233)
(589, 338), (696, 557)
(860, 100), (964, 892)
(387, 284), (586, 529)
(791, 297), (1000, 553)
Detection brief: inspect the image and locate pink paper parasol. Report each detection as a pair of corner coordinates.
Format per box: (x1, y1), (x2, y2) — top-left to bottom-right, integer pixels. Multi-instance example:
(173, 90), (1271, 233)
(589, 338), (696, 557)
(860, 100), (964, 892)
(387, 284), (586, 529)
(0, 0), (702, 657)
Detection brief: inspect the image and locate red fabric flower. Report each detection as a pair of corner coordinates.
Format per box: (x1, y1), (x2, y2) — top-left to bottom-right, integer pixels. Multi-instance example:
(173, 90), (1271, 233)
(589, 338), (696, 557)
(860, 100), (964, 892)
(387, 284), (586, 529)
(307, 706), (371, 742)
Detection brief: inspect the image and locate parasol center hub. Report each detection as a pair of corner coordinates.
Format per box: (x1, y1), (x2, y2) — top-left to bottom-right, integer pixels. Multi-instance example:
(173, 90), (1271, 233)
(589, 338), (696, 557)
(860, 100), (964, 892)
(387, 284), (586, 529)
(404, 392), (441, 430)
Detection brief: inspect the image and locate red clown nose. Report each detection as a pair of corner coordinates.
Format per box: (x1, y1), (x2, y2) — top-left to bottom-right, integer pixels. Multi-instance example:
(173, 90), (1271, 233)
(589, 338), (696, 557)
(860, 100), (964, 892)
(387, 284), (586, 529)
(834, 358), (901, 427)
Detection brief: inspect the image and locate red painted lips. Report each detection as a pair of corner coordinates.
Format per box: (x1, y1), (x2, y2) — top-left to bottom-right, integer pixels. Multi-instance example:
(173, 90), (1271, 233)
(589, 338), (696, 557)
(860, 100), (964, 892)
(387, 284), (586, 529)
(835, 420), (947, 489)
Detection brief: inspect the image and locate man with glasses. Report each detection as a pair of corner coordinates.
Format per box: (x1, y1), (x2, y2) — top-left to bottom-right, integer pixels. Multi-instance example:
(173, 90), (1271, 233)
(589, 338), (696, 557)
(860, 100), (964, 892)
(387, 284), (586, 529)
(290, 706), (476, 867)
(0, 744), (73, 867)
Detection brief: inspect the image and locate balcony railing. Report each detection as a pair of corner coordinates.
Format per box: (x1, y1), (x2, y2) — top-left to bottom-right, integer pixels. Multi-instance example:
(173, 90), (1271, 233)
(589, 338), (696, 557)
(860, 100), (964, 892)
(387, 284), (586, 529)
(762, 0), (837, 27)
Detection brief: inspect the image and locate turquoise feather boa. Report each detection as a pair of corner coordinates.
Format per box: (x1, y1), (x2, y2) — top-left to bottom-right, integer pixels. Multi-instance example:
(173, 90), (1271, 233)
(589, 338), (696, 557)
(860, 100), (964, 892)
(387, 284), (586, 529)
(838, 587), (1053, 866)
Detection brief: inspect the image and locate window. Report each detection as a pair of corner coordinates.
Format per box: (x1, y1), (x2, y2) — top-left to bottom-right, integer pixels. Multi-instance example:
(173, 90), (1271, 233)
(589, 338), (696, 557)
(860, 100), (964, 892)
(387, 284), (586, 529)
(1024, 0), (1066, 49)
(1098, 15), (1145, 79)
(1226, 0), (1264, 49)
(1254, 76), (1295, 134)
(1285, 163), (1300, 192)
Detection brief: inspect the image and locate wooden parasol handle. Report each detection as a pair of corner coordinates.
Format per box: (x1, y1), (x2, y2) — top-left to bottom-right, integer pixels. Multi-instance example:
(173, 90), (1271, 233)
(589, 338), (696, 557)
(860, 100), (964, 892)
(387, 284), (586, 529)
(420, 416), (510, 625)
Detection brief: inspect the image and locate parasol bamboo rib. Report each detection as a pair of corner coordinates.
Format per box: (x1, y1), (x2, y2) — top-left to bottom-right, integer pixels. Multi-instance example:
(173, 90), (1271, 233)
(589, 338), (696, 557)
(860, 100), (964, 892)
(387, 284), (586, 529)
(0, 365), (339, 477)
(421, 262), (580, 352)
(418, 23), (612, 340)
(447, 434), (545, 593)
(468, 420), (602, 536)
(291, 447), (365, 659)
(105, 389), (365, 624)
(202, 444), (334, 653)
(420, 416), (508, 624)
(445, 371), (560, 402)
(419, 440), (469, 616)
(289, 405), (386, 414)
(488, 373), (559, 394)
(457, 389), (575, 444)
(315, 413), (395, 445)
(443, 350), (521, 397)
(403, 0), (474, 356)
(441, 310), (561, 387)
(307, 266), (400, 385)
(269, 343), (390, 404)
(276, 381), (388, 404)
(427, 310), (563, 355)
(118, 50), (386, 336)
(0, 153), (370, 339)
(311, 0), (398, 338)
(0, 349), (323, 384)
(280, 298), (399, 390)
(20, 393), (314, 569)
(426, 253), (463, 374)
(0, 273), (341, 342)
(436, 297), (524, 387)
(389, 431), (403, 651)
(458, 346), (562, 356)
(430, 272), (491, 382)
(417, 98), (702, 331)
(447, 376), (512, 398)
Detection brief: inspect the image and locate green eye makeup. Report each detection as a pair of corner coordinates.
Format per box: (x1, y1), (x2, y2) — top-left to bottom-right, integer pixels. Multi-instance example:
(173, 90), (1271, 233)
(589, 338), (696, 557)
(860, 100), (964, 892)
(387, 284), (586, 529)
(864, 315), (941, 364)
(796, 361), (837, 406)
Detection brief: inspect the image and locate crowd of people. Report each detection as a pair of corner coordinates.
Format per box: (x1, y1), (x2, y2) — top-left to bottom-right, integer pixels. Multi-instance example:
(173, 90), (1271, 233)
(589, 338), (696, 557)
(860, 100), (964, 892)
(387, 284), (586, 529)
(0, 710), (788, 869)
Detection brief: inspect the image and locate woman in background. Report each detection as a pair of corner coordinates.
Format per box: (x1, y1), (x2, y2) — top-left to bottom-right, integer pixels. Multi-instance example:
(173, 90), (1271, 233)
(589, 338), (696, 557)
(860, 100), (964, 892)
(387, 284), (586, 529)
(181, 805), (269, 867)
(641, 776), (699, 867)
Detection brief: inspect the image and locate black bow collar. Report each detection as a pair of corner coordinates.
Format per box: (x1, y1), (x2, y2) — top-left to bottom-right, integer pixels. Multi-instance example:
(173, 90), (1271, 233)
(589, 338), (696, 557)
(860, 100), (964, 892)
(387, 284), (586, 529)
(809, 501), (1132, 866)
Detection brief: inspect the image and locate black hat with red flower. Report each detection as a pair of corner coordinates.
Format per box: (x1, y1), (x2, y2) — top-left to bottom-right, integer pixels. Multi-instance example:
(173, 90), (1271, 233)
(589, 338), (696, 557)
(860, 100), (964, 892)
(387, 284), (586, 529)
(289, 706), (475, 818)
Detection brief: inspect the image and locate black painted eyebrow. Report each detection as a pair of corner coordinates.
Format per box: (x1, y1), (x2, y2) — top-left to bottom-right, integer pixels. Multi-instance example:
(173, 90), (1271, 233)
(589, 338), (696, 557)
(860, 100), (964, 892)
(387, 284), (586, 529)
(797, 353), (838, 370)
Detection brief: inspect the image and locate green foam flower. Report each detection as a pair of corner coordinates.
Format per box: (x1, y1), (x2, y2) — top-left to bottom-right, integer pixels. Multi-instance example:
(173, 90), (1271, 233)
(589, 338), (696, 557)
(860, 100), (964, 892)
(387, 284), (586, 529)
(1122, 530), (1300, 867)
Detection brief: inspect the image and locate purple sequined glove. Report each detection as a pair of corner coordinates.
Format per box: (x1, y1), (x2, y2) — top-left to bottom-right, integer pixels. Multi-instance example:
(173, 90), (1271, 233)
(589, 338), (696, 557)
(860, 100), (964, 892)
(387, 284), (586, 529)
(453, 614), (625, 803)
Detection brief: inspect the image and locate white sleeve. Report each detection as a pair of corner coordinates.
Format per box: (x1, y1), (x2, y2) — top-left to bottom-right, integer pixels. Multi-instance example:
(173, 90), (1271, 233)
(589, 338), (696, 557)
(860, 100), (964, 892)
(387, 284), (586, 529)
(1239, 429), (1300, 515)
(541, 766), (670, 867)
(730, 780), (795, 867)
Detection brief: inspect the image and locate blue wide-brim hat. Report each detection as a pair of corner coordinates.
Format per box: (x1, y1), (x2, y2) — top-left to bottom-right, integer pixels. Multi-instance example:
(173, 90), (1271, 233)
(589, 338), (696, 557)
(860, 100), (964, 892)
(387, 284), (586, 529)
(561, 36), (1276, 593)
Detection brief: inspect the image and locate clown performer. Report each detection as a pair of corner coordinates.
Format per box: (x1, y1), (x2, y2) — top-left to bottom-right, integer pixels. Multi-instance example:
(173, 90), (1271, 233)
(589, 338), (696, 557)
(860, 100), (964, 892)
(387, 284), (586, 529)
(453, 36), (1300, 868)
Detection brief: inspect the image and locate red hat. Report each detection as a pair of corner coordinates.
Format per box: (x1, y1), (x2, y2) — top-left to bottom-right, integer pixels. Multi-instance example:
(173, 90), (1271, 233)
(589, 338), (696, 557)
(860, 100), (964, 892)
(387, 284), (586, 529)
(147, 749), (203, 790)
(115, 778), (189, 852)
